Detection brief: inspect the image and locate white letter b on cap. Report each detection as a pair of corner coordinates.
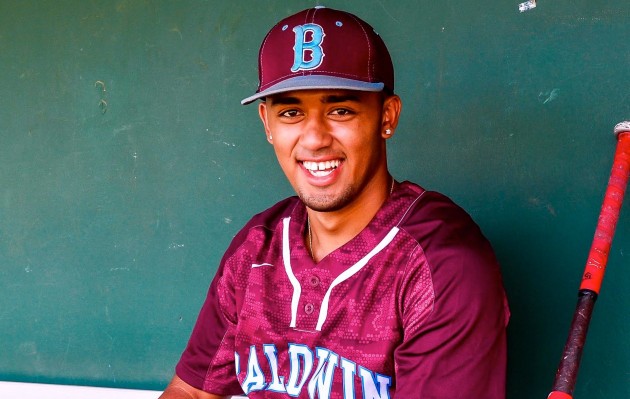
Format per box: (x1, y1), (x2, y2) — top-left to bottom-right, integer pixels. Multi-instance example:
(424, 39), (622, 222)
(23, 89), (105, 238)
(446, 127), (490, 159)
(291, 24), (325, 72)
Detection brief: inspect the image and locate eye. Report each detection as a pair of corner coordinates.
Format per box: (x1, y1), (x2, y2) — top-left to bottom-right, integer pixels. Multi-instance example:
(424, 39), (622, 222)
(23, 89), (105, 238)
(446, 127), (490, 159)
(329, 108), (354, 117)
(278, 109), (303, 118)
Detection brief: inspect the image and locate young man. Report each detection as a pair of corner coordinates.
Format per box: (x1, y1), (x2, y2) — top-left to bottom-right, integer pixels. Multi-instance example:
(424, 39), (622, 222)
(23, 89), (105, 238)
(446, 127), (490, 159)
(161, 7), (509, 399)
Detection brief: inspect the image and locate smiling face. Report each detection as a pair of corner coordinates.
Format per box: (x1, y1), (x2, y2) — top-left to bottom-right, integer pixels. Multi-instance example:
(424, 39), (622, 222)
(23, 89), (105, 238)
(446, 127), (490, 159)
(258, 89), (401, 214)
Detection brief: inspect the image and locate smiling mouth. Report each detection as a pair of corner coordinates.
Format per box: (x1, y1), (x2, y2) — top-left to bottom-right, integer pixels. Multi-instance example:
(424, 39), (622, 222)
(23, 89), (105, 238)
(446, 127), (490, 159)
(302, 160), (341, 177)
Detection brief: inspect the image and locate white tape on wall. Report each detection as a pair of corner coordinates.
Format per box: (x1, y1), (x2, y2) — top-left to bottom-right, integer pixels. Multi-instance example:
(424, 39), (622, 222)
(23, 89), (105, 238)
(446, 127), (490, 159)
(0, 381), (248, 399)
(0, 381), (161, 399)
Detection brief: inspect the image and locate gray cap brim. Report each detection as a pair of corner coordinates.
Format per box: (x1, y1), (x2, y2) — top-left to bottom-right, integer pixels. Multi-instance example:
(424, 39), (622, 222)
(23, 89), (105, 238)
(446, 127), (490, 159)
(241, 75), (385, 105)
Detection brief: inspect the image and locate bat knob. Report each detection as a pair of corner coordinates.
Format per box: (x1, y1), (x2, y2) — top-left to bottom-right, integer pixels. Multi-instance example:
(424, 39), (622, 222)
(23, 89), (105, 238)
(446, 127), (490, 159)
(548, 392), (573, 399)
(614, 121), (630, 137)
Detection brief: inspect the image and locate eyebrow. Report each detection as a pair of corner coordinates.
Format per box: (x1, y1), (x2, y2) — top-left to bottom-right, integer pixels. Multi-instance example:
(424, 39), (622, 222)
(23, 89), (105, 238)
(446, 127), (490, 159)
(269, 93), (362, 106)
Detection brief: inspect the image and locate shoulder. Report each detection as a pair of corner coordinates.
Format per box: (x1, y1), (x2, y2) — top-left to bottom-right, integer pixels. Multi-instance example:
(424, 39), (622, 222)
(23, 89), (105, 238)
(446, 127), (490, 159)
(222, 196), (302, 260)
(395, 181), (509, 331)
(243, 196), (301, 231)
(397, 182), (489, 257)
(397, 182), (477, 236)
(396, 182), (502, 296)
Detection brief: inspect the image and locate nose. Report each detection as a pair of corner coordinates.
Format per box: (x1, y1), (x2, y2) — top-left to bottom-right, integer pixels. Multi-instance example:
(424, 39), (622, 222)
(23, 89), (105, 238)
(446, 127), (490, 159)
(300, 113), (333, 150)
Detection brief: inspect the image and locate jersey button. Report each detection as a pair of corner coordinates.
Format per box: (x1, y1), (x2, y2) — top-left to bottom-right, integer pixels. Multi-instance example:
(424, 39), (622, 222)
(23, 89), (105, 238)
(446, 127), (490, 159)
(304, 303), (315, 314)
(309, 276), (320, 286)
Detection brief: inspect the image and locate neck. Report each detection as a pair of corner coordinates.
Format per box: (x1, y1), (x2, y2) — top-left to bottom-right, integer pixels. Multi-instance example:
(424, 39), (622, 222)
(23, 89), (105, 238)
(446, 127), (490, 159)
(307, 174), (394, 262)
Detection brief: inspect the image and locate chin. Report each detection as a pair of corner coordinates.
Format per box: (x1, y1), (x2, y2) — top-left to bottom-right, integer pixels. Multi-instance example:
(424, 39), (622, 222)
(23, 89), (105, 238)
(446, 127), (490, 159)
(298, 187), (354, 212)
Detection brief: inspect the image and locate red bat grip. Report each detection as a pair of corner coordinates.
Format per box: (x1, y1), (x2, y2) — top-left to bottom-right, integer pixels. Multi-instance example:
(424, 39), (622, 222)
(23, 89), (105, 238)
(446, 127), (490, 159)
(548, 123), (630, 399)
(580, 130), (630, 293)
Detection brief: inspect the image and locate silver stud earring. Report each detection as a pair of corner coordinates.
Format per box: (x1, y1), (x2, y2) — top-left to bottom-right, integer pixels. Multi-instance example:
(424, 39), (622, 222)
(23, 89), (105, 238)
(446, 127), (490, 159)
(385, 129), (392, 135)
(268, 134), (272, 140)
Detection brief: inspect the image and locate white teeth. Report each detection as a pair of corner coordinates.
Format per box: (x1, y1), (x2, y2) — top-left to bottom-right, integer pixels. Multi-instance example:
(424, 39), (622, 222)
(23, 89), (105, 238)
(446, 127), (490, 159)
(303, 160), (340, 174)
(311, 169), (333, 177)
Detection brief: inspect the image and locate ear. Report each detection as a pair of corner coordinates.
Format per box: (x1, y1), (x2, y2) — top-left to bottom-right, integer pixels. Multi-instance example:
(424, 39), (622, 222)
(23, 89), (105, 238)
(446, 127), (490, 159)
(258, 102), (273, 144)
(381, 95), (402, 139)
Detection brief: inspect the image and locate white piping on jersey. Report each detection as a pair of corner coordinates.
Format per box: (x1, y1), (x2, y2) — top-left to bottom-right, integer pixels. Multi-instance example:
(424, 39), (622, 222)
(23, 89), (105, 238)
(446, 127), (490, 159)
(282, 217), (302, 328)
(315, 227), (399, 331)
(281, 217), (400, 331)
(251, 263), (274, 268)
(396, 190), (426, 227)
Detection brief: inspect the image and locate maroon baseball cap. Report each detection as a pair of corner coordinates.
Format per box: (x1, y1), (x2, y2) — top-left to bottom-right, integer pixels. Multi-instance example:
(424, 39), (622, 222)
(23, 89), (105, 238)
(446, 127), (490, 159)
(241, 6), (394, 105)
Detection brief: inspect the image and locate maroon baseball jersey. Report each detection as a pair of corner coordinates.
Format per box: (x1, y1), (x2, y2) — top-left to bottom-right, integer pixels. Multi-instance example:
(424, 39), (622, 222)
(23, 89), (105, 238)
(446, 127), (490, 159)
(175, 181), (509, 398)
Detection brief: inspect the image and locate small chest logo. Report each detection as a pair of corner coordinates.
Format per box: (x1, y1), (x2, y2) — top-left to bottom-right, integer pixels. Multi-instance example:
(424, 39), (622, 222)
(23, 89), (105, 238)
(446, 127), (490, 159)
(291, 23), (326, 72)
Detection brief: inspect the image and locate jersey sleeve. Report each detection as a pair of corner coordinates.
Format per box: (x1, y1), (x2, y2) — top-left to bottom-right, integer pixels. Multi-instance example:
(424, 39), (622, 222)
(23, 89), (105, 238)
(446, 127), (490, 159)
(175, 243), (245, 395)
(394, 192), (510, 398)
(174, 198), (297, 395)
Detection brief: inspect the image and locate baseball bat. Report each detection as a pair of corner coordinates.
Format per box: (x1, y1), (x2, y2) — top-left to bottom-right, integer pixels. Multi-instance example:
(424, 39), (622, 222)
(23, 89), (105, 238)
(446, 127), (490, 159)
(548, 121), (630, 399)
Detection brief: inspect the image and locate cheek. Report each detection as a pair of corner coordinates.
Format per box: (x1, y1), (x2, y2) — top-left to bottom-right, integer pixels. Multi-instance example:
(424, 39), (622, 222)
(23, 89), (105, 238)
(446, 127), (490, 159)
(343, 124), (383, 156)
(269, 124), (303, 157)
(271, 140), (298, 174)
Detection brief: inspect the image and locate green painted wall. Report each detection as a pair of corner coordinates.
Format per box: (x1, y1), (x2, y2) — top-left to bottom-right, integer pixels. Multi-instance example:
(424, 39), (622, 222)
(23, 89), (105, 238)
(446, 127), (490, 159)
(0, 0), (628, 397)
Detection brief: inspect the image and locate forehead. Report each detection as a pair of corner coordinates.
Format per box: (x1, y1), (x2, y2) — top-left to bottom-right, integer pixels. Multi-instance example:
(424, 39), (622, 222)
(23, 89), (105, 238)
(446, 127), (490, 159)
(266, 89), (381, 106)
